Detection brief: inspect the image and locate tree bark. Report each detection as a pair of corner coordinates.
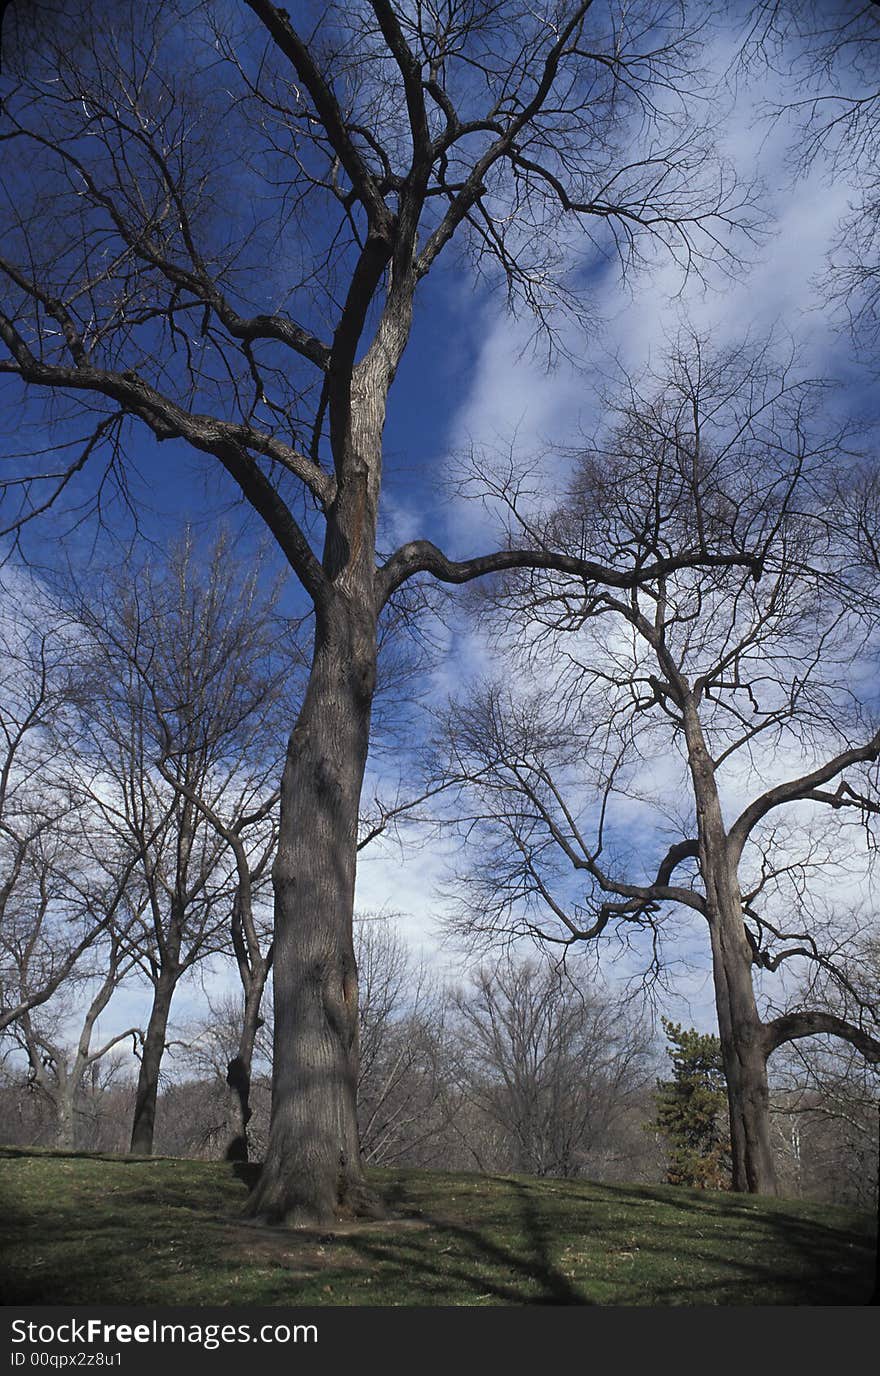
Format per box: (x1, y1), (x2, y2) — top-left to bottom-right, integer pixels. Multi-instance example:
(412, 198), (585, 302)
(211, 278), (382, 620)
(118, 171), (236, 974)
(223, 974), (268, 1163)
(245, 598), (380, 1225)
(705, 895), (777, 1194)
(130, 968), (177, 1155)
(53, 1080), (75, 1152)
(683, 699), (778, 1195)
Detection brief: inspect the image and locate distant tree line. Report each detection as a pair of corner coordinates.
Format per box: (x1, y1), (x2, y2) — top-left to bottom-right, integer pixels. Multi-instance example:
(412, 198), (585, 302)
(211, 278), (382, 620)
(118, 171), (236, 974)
(1, 893), (875, 1210)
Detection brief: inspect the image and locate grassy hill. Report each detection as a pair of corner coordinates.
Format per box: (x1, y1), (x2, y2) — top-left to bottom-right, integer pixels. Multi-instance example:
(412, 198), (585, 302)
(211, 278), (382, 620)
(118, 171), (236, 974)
(0, 1146), (875, 1306)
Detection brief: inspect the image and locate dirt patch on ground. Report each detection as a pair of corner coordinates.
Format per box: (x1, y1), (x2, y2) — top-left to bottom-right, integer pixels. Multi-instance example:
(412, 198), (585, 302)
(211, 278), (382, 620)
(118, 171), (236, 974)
(222, 1221), (423, 1254)
(230, 1214), (429, 1238)
(222, 1215), (429, 1274)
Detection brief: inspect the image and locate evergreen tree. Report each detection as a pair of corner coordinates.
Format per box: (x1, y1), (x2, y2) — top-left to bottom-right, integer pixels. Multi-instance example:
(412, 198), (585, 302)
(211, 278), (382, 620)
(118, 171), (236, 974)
(652, 1019), (732, 1189)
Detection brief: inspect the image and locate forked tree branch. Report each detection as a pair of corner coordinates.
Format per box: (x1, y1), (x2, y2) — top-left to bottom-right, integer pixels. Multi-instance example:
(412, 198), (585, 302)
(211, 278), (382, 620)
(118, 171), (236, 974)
(729, 730), (880, 861)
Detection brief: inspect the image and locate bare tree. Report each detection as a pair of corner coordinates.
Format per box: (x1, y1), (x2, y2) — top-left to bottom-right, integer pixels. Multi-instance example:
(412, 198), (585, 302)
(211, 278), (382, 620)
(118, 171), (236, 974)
(153, 684), (282, 1165)
(355, 914), (454, 1166)
(8, 922), (142, 1150)
(0, 1050), (136, 1154)
(0, 575), (125, 1034)
(201, 815), (276, 1164)
(439, 334), (880, 1195)
(737, 0), (880, 356)
(75, 531), (292, 1155)
(767, 929), (880, 1207)
(771, 1039), (879, 1210)
(0, 0), (759, 1223)
(449, 953), (654, 1178)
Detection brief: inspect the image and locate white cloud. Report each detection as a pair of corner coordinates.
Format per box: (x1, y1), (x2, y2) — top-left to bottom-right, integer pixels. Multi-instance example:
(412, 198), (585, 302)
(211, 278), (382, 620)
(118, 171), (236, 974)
(444, 24), (862, 475)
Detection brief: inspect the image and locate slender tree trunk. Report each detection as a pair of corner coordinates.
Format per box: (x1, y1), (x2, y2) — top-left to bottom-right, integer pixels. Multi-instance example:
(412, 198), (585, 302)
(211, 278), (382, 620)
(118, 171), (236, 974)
(130, 968), (177, 1155)
(223, 973), (268, 1163)
(245, 599), (379, 1225)
(684, 699), (778, 1195)
(20, 1019), (76, 1152)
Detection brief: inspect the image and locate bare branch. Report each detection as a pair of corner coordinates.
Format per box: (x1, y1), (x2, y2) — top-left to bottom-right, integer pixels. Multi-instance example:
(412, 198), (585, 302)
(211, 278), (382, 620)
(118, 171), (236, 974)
(729, 731), (880, 861)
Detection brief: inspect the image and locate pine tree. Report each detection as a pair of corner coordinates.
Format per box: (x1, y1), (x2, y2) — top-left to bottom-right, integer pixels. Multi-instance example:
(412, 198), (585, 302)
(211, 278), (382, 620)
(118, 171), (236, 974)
(652, 1019), (732, 1189)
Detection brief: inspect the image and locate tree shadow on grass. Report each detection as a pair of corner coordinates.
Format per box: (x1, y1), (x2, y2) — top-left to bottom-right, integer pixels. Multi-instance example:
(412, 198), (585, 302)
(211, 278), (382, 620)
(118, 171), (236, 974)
(588, 1182), (875, 1305)
(355, 1174), (874, 1306)
(1, 1152), (874, 1306)
(337, 1174), (593, 1305)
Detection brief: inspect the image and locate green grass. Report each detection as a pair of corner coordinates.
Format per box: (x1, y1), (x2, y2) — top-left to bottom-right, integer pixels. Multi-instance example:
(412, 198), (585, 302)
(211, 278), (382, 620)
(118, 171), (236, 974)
(0, 1146), (875, 1306)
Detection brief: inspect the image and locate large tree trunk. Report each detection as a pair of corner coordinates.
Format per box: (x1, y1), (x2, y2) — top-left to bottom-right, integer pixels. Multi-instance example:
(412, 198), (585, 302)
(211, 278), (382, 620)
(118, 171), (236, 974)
(705, 883), (777, 1194)
(684, 700), (778, 1195)
(130, 968), (176, 1155)
(245, 598), (379, 1225)
(243, 298), (398, 1225)
(53, 1079), (75, 1152)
